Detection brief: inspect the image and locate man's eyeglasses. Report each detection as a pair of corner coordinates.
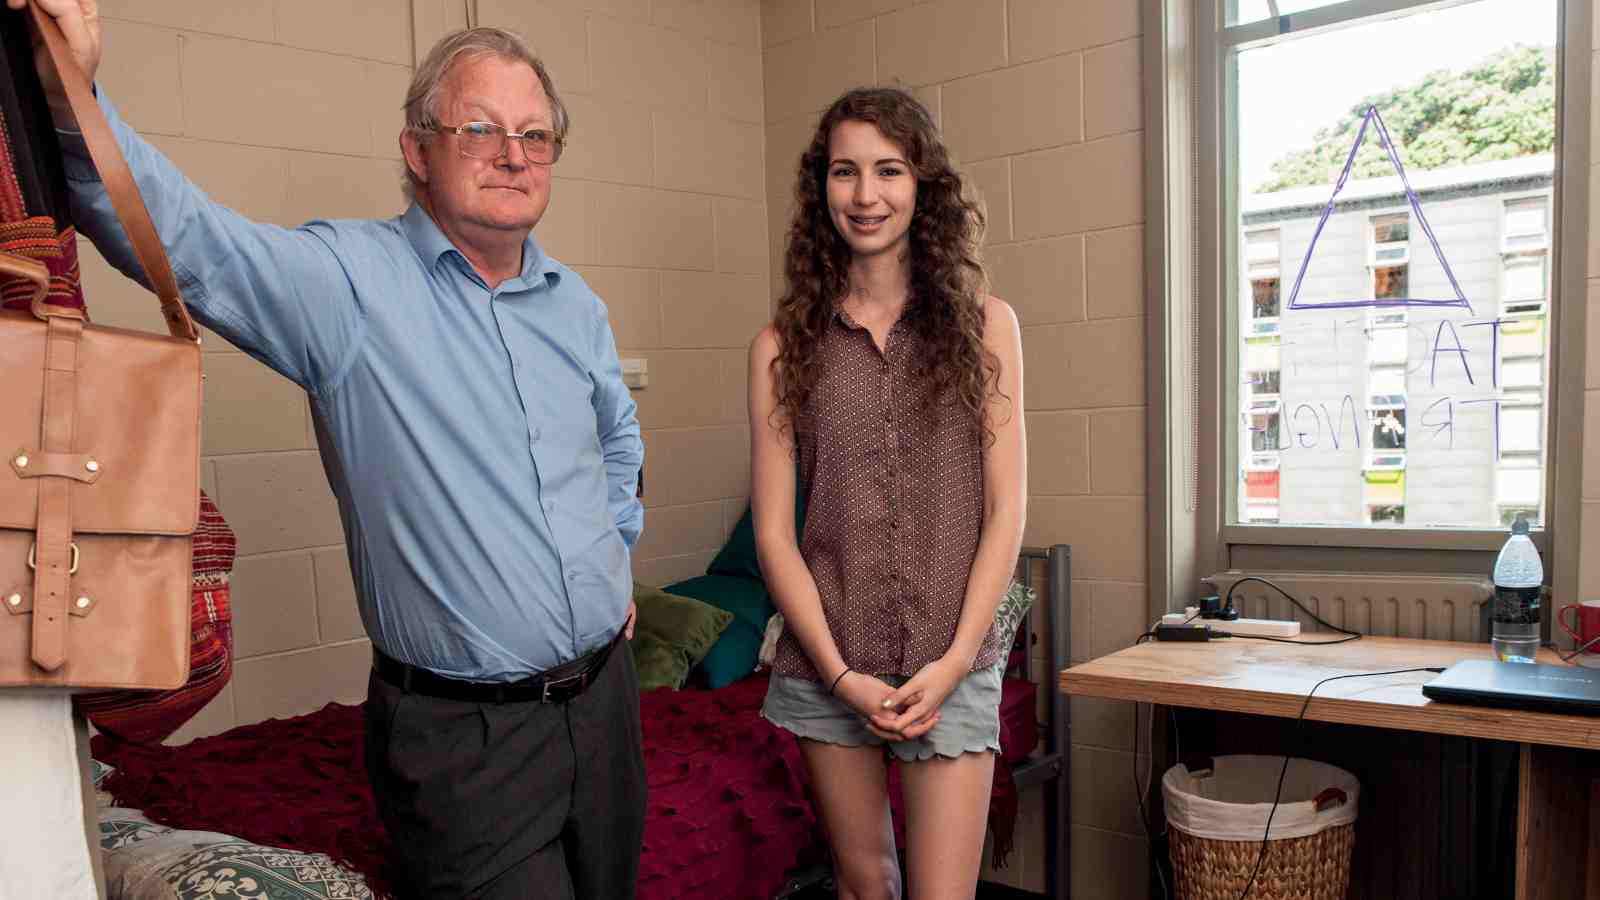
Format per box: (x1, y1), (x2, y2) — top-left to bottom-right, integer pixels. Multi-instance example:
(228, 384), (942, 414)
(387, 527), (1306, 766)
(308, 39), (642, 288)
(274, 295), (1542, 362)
(435, 122), (564, 165)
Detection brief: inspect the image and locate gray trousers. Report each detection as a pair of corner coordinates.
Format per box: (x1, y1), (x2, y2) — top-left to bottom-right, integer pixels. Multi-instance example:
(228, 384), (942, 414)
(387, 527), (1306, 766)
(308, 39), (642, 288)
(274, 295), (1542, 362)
(364, 644), (646, 900)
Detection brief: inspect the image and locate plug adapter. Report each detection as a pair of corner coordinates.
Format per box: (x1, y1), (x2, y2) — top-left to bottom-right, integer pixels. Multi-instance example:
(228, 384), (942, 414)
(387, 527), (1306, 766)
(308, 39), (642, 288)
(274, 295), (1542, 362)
(1153, 623), (1214, 642)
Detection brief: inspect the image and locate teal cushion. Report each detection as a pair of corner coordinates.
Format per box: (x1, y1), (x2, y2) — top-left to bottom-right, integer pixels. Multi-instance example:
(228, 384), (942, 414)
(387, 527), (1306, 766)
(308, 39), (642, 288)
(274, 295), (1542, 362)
(663, 574), (774, 688)
(706, 473), (808, 581)
(629, 583), (734, 691)
(705, 507), (764, 580)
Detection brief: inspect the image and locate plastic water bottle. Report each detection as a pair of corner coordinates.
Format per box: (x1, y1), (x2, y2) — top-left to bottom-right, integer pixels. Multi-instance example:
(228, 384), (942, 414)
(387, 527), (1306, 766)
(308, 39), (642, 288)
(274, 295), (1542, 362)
(1491, 514), (1543, 664)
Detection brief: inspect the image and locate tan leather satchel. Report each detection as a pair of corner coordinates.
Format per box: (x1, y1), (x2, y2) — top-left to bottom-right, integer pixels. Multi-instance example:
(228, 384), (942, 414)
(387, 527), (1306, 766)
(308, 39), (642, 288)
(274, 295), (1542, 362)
(0, 3), (203, 690)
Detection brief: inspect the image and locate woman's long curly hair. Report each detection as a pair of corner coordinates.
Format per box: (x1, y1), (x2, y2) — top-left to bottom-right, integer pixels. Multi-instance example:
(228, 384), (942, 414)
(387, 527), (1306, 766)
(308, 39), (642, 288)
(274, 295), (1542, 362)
(772, 87), (1001, 445)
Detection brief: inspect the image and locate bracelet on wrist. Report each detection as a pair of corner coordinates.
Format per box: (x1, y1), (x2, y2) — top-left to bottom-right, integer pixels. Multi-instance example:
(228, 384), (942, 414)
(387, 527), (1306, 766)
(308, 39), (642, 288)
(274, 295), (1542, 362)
(827, 667), (852, 695)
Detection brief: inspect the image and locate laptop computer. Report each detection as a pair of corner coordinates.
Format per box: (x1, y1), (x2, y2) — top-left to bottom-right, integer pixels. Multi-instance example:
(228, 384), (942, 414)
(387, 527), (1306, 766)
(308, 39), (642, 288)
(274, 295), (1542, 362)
(1422, 659), (1600, 716)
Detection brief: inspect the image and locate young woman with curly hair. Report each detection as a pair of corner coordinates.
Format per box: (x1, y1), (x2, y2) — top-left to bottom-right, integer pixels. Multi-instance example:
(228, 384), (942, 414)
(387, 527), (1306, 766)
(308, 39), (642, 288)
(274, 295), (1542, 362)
(748, 87), (1026, 900)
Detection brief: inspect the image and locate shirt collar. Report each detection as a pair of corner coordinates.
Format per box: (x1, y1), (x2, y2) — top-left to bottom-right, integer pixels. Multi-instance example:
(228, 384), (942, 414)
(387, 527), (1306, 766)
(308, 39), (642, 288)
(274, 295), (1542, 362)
(831, 301), (907, 333)
(401, 203), (561, 289)
(832, 302), (863, 330)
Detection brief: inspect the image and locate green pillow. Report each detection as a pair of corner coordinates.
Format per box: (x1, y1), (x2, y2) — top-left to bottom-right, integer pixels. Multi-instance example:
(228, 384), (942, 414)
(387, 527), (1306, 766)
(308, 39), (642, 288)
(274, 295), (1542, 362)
(663, 574), (774, 689)
(629, 582), (734, 691)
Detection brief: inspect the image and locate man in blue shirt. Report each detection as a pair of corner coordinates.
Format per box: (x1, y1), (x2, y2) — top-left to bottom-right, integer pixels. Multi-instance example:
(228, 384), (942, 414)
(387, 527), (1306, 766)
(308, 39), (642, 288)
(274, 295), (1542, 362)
(13, 3), (647, 897)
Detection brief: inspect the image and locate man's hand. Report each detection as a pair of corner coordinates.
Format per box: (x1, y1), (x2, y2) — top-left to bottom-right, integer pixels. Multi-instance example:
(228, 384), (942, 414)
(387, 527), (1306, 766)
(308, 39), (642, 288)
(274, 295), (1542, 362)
(624, 601), (636, 640)
(4, 0), (102, 130)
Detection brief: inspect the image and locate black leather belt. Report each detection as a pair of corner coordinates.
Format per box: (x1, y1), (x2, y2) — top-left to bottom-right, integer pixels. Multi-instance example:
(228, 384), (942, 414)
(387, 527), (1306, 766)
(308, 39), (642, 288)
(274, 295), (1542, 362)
(373, 631), (622, 704)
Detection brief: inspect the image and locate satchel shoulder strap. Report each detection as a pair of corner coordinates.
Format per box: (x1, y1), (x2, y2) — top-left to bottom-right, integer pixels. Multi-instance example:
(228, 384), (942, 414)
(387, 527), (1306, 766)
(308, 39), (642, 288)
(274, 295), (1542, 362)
(27, 2), (200, 342)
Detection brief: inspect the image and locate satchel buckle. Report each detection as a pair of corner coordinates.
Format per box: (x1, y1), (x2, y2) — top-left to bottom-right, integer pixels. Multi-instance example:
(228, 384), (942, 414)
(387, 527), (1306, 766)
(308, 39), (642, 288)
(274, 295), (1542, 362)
(27, 541), (80, 575)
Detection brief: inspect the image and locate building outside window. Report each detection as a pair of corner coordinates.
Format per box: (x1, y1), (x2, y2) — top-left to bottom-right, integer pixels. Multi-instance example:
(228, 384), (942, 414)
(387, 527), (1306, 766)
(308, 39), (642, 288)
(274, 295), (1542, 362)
(1219, 0), (1557, 533)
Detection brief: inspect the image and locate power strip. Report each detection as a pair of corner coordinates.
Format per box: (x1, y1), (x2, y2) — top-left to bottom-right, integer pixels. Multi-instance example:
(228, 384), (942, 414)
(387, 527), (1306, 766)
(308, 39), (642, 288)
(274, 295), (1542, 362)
(1161, 611), (1302, 638)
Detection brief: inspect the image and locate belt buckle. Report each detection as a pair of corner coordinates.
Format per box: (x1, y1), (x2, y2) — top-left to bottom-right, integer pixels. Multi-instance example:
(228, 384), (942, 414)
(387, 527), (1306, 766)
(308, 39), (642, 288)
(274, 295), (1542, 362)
(542, 670), (588, 703)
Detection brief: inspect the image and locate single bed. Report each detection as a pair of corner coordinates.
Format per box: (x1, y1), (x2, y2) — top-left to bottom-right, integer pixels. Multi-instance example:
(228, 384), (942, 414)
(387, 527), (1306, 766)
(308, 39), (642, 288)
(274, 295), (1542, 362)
(91, 545), (1071, 900)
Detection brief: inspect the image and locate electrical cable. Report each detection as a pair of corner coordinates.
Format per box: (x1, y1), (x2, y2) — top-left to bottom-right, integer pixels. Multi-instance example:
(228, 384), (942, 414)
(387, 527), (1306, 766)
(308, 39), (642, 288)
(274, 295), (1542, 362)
(1133, 702), (1170, 900)
(1553, 632), (1600, 664)
(1127, 600), (1406, 898)
(1230, 667), (1446, 900)
(1222, 576), (1364, 645)
(1137, 611), (1200, 644)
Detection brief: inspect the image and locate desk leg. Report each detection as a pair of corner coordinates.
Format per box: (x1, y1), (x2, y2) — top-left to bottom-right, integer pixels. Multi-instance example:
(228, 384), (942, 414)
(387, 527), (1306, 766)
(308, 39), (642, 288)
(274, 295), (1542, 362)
(1515, 742), (1598, 900)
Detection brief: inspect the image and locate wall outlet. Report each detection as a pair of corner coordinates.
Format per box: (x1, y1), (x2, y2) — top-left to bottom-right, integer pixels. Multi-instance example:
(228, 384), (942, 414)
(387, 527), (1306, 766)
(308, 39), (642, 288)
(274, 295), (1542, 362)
(621, 357), (648, 389)
(1162, 612), (1302, 638)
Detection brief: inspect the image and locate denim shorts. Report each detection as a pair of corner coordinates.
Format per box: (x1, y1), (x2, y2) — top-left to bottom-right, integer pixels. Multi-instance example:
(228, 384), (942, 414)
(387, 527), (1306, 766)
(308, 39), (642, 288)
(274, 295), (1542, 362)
(761, 664), (1002, 762)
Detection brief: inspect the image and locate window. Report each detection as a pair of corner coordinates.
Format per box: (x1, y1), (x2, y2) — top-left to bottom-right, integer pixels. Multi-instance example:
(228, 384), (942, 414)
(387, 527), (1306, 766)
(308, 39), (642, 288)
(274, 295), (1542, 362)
(1504, 257), (1546, 303)
(1500, 316), (1546, 357)
(1202, 0), (1562, 545)
(1368, 364), (1406, 401)
(1252, 279), (1281, 320)
(1370, 212), (1411, 300)
(1367, 325), (1408, 365)
(1503, 197), (1550, 253)
(1249, 402), (1282, 452)
(1499, 403), (1541, 454)
(1230, 1), (1353, 26)
(1371, 213), (1411, 262)
(1492, 195), (1551, 524)
(1369, 405), (1406, 451)
(1246, 229), (1281, 331)
(1368, 504), (1406, 525)
(1250, 368), (1283, 396)
(1501, 357), (1542, 388)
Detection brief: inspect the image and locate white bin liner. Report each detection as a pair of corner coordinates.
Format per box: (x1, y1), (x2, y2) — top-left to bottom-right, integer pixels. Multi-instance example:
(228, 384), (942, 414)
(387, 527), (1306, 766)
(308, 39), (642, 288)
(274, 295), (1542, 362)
(1162, 755), (1359, 842)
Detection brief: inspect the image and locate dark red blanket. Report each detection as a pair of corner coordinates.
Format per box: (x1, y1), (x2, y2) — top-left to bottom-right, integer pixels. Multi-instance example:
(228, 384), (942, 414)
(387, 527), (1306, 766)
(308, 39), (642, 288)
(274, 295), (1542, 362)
(93, 674), (816, 900)
(93, 672), (1037, 899)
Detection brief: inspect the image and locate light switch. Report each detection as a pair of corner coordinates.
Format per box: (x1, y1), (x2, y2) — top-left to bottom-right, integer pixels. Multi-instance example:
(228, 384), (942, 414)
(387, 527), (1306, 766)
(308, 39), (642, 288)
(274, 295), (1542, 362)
(621, 357), (648, 389)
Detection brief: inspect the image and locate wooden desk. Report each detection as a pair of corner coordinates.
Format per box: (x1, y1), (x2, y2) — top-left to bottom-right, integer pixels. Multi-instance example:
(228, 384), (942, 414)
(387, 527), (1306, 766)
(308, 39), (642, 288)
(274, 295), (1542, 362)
(1062, 636), (1600, 900)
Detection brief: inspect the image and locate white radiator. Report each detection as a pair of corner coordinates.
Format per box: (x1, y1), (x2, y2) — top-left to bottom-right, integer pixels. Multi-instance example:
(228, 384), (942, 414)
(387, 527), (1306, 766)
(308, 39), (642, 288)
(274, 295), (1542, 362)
(1203, 571), (1495, 643)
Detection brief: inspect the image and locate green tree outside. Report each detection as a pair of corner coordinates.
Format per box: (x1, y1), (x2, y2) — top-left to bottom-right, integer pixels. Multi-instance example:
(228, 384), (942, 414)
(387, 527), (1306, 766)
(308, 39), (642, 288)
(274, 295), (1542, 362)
(1256, 44), (1556, 193)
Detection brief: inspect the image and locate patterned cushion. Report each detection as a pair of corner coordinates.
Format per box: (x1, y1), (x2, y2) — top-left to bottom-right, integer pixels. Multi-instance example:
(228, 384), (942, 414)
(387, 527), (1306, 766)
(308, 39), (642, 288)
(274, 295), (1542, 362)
(98, 807), (374, 900)
(991, 580), (1037, 655)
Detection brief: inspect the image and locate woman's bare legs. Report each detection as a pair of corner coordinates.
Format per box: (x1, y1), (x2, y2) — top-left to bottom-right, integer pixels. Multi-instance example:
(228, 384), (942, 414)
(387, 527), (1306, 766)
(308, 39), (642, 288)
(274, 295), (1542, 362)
(901, 751), (995, 900)
(800, 740), (901, 900)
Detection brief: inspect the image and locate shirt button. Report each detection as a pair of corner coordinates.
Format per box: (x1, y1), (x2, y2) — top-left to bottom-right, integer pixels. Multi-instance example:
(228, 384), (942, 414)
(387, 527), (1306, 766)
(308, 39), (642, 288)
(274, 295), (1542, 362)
(568, 571), (578, 582)
(531, 428), (541, 442)
(890, 519), (899, 530)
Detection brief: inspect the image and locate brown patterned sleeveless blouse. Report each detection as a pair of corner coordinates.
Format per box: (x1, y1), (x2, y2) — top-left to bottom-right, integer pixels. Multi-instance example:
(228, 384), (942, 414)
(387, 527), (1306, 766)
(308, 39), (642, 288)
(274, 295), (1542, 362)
(770, 306), (1007, 681)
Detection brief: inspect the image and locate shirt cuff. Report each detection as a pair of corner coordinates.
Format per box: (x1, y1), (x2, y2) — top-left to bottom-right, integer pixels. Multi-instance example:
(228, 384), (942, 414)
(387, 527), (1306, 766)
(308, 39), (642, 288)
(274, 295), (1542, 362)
(54, 83), (107, 184)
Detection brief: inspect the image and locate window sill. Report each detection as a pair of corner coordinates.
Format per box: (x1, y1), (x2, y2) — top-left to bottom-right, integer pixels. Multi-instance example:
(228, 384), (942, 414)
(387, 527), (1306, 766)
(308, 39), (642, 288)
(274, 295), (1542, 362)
(1221, 523), (1538, 553)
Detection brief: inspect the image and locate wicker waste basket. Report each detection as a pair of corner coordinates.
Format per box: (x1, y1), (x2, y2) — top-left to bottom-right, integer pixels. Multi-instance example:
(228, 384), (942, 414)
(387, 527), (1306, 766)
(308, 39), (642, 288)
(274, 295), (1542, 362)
(1162, 755), (1359, 900)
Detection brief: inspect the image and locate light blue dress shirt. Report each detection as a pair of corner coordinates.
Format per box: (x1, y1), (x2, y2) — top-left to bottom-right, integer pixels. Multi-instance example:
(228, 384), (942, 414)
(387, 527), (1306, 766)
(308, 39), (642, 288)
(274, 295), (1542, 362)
(58, 93), (643, 681)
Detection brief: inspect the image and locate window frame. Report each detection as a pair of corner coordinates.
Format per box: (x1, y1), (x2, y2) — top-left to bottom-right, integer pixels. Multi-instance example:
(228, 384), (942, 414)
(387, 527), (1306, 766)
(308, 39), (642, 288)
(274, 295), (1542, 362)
(1191, 0), (1585, 560)
(1502, 194), (1553, 253)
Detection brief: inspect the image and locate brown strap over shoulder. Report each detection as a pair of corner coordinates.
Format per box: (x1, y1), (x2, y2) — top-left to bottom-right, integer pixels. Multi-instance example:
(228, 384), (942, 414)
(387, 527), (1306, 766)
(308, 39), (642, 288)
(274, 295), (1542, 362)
(26, 1), (200, 342)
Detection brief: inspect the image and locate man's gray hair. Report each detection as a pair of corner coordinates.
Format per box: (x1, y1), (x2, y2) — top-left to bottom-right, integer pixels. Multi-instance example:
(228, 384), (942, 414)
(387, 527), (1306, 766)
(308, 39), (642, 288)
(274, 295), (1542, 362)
(401, 27), (571, 200)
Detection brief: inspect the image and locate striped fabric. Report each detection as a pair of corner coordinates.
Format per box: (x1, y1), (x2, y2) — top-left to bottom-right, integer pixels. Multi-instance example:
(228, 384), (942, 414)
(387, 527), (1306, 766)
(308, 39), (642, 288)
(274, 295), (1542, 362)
(0, 217), (88, 311)
(74, 492), (237, 744)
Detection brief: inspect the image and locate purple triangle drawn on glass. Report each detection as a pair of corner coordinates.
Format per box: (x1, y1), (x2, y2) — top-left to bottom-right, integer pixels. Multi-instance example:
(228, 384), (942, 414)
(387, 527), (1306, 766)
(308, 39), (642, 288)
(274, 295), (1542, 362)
(1283, 105), (1473, 314)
